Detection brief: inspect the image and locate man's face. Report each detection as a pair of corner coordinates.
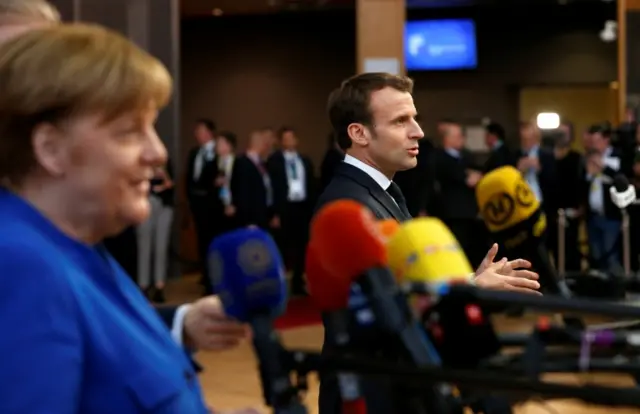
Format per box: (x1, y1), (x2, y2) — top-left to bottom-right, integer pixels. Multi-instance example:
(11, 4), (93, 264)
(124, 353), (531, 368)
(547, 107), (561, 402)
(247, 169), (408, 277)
(194, 123), (212, 145)
(519, 124), (538, 148)
(281, 130), (297, 151)
(360, 87), (424, 175)
(449, 125), (465, 149)
(592, 132), (608, 152)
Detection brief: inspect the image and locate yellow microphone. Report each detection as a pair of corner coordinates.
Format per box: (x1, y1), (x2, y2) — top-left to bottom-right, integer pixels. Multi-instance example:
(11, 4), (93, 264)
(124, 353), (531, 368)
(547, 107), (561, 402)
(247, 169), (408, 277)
(386, 217), (473, 288)
(475, 165), (569, 296)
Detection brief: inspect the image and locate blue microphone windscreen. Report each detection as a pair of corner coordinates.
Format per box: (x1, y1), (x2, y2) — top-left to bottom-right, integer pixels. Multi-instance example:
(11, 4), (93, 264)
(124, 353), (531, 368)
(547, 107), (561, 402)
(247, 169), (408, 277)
(208, 228), (287, 322)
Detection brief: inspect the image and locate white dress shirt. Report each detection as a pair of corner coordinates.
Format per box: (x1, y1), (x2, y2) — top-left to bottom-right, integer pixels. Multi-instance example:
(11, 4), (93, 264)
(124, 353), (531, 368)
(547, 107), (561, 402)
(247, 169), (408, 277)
(193, 140), (215, 180)
(343, 154), (391, 190)
(283, 150), (306, 202)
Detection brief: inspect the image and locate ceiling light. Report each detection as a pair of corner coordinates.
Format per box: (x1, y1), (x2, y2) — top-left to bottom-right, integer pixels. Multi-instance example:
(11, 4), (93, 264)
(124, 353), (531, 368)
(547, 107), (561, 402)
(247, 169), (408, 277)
(212, 8), (223, 16)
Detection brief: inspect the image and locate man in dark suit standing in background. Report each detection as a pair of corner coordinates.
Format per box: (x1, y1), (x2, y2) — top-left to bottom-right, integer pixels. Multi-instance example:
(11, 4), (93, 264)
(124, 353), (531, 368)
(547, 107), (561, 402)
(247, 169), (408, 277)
(483, 121), (512, 173)
(432, 122), (487, 268)
(267, 126), (316, 295)
(185, 118), (220, 294)
(315, 72), (541, 414)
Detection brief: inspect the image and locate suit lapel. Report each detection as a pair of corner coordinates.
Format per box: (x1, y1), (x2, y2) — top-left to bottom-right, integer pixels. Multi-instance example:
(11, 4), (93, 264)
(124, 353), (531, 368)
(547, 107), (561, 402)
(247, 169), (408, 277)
(335, 163), (408, 222)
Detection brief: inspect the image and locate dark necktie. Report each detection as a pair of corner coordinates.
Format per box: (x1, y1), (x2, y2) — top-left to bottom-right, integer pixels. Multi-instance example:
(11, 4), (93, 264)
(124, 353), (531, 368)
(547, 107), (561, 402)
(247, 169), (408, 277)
(386, 181), (411, 219)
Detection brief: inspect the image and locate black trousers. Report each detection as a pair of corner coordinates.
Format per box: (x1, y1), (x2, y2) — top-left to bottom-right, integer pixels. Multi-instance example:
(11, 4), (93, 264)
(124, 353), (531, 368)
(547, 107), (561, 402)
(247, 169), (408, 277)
(190, 196), (223, 294)
(280, 200), (312, 292)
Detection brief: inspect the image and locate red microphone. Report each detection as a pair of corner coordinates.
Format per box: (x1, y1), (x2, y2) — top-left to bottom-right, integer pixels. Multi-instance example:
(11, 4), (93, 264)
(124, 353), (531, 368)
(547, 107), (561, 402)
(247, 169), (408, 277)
(310, 200), (387, 279)
(310, 200), (450, 413)
(305, 240), (367, 414)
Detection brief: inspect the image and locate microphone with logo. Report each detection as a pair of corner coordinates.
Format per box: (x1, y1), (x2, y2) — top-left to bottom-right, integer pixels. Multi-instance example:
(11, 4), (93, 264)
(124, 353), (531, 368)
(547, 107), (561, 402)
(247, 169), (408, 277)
(208, 228), (306, 414)
(475, 166), (572, 299)
(386, 217), (501, 368)
(306, 242), (367, 414)
(310, 200), (455, 414)
(610, 173), (636, 276)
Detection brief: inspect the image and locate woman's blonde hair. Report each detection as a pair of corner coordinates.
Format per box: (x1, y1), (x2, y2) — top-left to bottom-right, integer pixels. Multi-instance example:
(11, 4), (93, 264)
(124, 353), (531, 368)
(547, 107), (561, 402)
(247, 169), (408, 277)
(0, 0), (60, 24)
(0, 23), (173, 183)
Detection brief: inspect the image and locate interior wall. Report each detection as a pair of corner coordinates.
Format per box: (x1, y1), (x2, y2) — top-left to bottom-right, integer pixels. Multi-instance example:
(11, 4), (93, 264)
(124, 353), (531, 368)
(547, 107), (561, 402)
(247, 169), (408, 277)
(180, 4), (617, 167)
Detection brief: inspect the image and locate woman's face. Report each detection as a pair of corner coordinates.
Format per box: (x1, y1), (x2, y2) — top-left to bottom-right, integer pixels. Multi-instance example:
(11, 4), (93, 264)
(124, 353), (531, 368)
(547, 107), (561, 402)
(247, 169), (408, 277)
(47, 107), (167, 235)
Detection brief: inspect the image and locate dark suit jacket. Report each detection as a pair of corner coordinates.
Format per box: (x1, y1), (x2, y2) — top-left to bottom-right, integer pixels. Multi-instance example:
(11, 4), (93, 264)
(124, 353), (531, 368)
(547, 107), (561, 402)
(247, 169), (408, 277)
(394, 138), (436, 217)
(483, 142), (513, 173)
(431, 148), (480, 220)
(314, 162), (412, 414)
(185, 146), (220, 206)
(320, 148), (344, 191)
(266, 150), (316, 216)
(230, 154), (273, 228)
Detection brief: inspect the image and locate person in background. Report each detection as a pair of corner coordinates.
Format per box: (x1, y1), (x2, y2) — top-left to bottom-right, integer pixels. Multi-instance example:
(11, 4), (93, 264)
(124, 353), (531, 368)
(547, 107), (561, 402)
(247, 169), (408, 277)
(185, 118), (220, 294)
(320, 132), (344, 191)
(0, 22), (256, 414)
(629, 153), (640, 271)
(137, 162), (174, 303)
(215, 130), (238, 233)
(432, 122), (487, 267)
(267, 126), (316, 295)
(548, 128), (584, 272)
(584, 125), (623, 272)
(231, 130), (276, 229)
(483, 121), (512, 173)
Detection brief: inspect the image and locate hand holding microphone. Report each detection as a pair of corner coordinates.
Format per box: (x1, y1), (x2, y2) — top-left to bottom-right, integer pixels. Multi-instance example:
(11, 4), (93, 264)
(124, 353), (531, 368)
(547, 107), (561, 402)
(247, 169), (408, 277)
(209, 228), (306, 413)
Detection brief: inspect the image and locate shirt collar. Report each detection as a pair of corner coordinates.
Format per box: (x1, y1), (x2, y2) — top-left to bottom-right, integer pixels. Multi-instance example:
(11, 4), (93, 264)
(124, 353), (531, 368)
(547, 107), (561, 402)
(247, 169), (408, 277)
(343, 154), (391, 190)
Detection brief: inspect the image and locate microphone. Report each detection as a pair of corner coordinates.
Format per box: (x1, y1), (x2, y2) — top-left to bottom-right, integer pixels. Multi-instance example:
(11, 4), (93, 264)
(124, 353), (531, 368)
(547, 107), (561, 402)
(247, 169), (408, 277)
(610, 174), (636, 210)
(386, 218), (501, 368)
(305, 243), (367, 414)
(610, 174), (635, 275)
(208, 228), (306, 414)
(311, 200), (453, 414)
(476, 166), (572, 298)
(386, 217), (473, 288)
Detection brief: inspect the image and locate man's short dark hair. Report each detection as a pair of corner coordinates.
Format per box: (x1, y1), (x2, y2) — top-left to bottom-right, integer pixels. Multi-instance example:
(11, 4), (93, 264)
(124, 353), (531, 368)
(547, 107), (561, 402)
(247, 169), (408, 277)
(196, 118), (216, 134)
(485, 122), (505, 141)
(327, 72), (414, 150)
(217, 130), (237, 149)
(277, 125), (295, 139)
(589, 123), (611, 139)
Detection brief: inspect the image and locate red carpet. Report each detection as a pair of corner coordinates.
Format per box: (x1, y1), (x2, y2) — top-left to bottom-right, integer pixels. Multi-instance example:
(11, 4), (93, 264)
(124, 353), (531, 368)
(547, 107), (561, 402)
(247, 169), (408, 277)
(274, 296), (322, 330)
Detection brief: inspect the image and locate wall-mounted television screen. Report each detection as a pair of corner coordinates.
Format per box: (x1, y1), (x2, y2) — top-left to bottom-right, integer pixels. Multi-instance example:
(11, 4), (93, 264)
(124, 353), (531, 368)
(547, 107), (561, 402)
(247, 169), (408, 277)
(405, 19), (478, 71)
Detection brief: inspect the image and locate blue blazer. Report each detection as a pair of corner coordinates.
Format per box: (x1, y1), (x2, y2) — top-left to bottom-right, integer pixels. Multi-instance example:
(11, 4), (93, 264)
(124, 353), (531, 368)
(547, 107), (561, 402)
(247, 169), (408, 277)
(0, 189), (209, 414)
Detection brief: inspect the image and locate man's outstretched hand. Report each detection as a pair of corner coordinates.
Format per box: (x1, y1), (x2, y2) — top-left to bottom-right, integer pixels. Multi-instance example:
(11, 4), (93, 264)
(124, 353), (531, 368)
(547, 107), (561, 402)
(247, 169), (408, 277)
(474, 243), (541, 295)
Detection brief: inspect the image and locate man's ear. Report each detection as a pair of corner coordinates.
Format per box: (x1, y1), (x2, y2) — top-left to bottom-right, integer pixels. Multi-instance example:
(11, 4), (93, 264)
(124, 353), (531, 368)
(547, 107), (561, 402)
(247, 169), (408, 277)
(347, 123), (369, 147)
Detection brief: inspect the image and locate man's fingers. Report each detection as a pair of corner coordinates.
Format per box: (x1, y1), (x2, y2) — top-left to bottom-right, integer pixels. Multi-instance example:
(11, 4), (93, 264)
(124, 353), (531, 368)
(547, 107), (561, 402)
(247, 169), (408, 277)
(512, 270), (539, 280)
(507, 285), (543, 295)
(507, 258), (531, 269)
(484, 243), (499, 264)
(503, 275), (540, 290)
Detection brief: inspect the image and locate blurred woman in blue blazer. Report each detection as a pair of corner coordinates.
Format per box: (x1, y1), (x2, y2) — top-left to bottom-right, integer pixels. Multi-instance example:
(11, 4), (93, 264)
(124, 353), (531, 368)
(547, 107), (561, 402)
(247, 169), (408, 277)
(0, 13), (258, 414)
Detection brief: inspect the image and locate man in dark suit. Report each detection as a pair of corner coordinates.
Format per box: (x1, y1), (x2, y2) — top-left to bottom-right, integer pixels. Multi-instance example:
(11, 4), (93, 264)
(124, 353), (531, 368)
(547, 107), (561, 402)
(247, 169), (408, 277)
(230, 129), (276, 230)
(483, 122), (512, 173)
(513, 121), (558, 258)
(267, 126), (316, 295)
(315, 72), (541, 414)
(432, 123), (488, 268)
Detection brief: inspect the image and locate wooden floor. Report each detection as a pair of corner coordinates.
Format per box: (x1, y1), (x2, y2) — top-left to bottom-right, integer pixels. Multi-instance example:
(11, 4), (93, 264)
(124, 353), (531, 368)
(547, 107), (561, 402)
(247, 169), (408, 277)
(167, 276), (640, 413)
